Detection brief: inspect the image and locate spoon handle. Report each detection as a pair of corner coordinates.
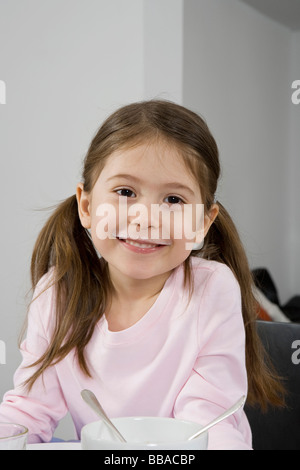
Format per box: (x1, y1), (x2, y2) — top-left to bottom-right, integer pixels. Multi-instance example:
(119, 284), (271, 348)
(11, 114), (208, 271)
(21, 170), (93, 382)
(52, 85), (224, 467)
(188, 395), (246, 441)
(81, 389), (126, 443)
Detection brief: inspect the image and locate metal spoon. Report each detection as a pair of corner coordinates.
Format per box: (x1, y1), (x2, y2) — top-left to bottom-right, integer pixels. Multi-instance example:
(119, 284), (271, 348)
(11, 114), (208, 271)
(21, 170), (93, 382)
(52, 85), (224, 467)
(81, 389), (126, 443)
(188, 395), (246, 440)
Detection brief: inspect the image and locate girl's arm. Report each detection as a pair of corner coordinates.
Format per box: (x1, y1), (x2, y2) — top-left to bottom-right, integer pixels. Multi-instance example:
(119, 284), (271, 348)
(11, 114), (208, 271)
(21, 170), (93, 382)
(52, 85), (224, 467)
(173, 265), (252, 450)
(0, 279), (69, 443)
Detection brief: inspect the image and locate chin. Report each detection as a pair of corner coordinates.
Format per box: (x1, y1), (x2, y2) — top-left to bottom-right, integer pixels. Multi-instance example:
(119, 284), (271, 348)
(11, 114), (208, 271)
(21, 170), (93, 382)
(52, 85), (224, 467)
(121, 268), (161, 281)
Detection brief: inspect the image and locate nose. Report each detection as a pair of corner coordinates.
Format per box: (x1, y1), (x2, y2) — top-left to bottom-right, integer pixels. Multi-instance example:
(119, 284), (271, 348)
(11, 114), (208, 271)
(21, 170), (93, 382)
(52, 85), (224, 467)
(127, 200), (160, 238)
(128, 201), (156, 228)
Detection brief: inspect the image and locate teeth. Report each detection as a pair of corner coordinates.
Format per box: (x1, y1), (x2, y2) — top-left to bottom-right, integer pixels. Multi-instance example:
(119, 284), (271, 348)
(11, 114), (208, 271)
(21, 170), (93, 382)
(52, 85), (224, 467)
(125, 240), (158, 248)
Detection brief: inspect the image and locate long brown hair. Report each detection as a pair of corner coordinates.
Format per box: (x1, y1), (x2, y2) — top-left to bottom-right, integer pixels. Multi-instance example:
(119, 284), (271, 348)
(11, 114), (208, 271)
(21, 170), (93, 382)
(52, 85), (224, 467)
(24, 100), (285, 408)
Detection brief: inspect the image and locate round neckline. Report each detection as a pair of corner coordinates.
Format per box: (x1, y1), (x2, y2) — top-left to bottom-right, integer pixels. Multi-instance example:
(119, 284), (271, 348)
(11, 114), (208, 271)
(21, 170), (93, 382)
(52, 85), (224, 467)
(97, 267), (179, 346)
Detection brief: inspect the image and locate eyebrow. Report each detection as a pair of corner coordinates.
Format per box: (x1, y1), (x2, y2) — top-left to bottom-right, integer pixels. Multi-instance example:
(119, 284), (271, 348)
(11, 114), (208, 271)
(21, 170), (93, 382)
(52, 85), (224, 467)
(106, 174), (196, 197)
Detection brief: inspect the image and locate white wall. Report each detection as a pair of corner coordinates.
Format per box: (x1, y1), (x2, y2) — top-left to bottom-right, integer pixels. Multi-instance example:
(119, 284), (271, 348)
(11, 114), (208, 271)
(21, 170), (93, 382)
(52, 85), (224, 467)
(183, 0), (294, 303)
(144, 0), (183, 103)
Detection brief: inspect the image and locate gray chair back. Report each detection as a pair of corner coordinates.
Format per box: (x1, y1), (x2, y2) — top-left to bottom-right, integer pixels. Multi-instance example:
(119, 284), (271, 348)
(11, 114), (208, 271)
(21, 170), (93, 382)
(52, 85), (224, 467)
(245, 321), (300, 450)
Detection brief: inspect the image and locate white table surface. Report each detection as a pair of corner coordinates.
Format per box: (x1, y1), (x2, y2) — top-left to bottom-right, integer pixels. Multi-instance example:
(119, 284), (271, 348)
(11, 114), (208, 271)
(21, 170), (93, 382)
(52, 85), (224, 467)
(27, 442), (81, 450)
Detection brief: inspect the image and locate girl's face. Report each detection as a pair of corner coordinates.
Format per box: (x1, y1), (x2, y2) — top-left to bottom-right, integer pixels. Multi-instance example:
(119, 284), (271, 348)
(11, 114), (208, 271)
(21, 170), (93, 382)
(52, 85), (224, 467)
(77, 141), (218, 285)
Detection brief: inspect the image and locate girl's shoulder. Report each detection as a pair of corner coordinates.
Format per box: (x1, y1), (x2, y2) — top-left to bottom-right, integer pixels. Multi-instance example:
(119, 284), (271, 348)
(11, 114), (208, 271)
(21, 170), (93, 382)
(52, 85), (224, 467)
(188, 256), (240, 293)
(32, 266), (56, 298)
(187, 257), (242, 326)
(189, 255), (235, 277)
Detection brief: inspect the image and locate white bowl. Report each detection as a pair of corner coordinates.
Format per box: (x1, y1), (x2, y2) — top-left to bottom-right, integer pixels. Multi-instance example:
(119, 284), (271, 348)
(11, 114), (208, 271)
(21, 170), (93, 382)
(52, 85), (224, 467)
(81, 416), (208, 450)
(0, 423), (28, 450)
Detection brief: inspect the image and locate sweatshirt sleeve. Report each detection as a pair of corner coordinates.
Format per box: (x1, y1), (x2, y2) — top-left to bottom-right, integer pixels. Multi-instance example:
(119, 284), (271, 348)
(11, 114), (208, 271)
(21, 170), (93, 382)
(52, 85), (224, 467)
(0, 278), (69, 443)
(173, 264), (252, 450)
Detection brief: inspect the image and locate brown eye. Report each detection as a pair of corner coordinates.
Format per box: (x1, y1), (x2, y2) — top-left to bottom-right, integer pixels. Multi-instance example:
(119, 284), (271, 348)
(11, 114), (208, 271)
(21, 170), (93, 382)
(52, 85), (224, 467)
(165, 196), (184, 204)
(116, 188), (136, 198)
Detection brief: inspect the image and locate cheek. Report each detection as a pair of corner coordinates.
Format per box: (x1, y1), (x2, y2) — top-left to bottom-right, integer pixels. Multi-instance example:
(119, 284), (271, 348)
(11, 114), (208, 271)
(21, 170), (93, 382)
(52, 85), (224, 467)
(168, 204), (205, 244)
(91, 202), (118, 241)
(153, 206), (187, 240)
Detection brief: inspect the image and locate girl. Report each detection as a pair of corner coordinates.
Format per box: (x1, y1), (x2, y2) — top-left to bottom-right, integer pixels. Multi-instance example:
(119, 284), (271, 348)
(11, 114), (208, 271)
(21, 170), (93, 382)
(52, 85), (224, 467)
(0, 100), (284, 450)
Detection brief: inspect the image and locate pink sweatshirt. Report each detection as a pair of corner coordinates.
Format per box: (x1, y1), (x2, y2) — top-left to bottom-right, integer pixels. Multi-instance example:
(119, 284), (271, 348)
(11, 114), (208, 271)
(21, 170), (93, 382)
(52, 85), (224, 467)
(0, 257), (252, 450)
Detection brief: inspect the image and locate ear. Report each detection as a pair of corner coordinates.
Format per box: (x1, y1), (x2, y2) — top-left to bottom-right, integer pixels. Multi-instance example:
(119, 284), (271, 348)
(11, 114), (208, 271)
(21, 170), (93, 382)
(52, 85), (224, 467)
(76, 183), (91, 229)
(203, 203), (219, 237)
(191, 203), (219, 250)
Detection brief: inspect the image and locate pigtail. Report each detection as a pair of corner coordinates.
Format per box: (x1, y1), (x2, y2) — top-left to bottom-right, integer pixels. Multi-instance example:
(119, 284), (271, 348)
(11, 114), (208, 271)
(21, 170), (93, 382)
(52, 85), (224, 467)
(24, 195), (110, 391)
(31, 195), (82, 287)
(198, 202), (286, 409)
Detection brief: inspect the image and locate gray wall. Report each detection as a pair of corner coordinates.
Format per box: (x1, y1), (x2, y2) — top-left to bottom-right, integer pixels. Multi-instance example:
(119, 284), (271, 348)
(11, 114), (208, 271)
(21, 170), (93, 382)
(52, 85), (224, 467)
(183, 0), (298, 303)
(290, 31), (300, 297)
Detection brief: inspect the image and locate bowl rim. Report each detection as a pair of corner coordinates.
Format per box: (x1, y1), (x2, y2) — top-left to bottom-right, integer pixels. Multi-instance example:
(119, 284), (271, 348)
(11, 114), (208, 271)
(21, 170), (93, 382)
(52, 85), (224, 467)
(0, 423), (28, 440)
(81, 416), (207, 447)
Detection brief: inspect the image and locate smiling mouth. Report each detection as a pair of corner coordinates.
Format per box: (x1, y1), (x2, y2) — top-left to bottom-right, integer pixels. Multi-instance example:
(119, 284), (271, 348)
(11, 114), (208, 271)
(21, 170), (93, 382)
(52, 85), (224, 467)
(116, 236), (171, 249)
